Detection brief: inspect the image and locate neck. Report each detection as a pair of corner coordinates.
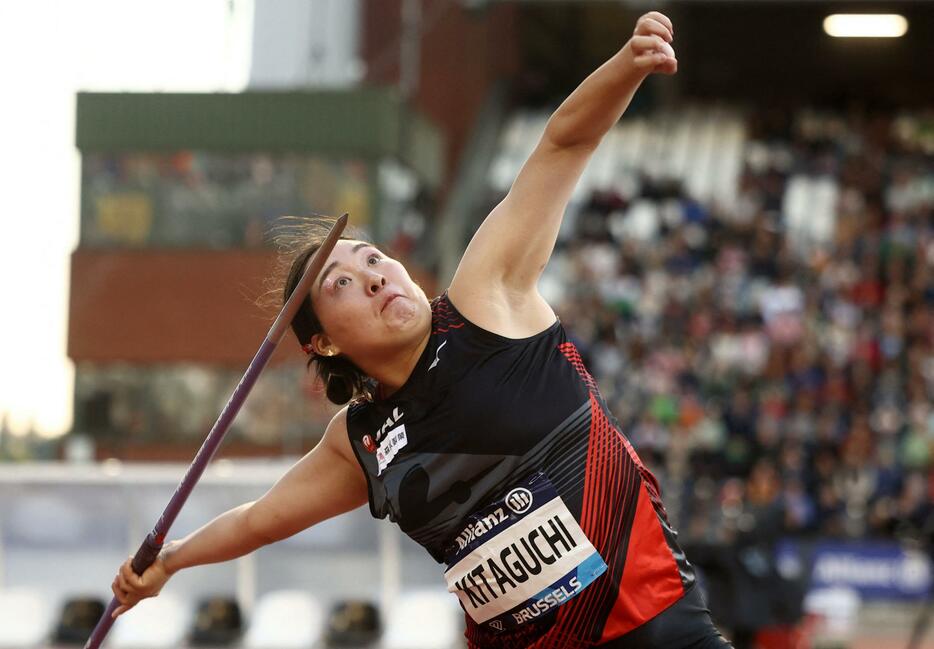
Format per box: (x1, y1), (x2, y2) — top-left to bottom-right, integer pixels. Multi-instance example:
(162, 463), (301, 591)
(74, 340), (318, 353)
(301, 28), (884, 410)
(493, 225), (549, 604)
(358, 326), (432, 398)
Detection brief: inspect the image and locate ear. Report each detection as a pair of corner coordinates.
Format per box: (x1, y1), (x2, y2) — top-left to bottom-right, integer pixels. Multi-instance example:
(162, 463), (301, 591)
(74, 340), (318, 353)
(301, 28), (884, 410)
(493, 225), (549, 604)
(310, 333), (341, 357)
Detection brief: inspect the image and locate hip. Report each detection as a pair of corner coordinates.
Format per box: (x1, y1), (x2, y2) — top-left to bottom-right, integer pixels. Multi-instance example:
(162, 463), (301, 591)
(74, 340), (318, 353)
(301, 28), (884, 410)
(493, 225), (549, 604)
(599, 585), (732, 649)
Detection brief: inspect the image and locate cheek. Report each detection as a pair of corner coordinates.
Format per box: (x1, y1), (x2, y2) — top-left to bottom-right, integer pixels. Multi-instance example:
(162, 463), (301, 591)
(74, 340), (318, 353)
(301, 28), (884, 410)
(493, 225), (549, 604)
(387, 261), (414, 284)
(317, 296), (372, 338)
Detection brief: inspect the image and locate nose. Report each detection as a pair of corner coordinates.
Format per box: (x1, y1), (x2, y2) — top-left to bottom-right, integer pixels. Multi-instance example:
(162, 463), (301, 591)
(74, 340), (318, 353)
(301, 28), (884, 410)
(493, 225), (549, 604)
(365, 271), (386, 296)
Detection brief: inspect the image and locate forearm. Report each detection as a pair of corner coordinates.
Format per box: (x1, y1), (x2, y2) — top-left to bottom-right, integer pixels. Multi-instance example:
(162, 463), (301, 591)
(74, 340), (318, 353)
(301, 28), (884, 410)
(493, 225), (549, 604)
(160, 502), (267, 574)
(544, 43), (647, 150)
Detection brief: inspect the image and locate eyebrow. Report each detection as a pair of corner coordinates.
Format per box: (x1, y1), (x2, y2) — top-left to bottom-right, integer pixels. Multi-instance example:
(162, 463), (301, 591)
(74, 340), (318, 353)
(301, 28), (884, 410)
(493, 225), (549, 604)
(316, 242), (374, 292)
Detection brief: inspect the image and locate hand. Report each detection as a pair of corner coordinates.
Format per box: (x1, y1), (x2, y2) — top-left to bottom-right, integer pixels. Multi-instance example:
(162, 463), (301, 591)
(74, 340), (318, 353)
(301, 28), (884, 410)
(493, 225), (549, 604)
(628, 11), (677, 76)
(110, 548), (174, 619)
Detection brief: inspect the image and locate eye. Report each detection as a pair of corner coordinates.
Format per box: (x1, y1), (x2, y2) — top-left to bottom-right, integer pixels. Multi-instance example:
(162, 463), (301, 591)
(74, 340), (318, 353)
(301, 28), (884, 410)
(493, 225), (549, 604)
(336, 277), (351, 289)
(367, 254), (381, 266)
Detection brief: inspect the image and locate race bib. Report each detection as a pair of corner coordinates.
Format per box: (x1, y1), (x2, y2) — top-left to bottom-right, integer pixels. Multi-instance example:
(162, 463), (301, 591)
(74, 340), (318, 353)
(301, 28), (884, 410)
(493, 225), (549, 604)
(443, 473), (607, 632)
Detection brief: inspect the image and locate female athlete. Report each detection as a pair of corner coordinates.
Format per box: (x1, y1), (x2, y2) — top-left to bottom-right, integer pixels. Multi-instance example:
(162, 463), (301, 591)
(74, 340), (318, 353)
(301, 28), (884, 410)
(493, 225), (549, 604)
(111, 12), (732, 648)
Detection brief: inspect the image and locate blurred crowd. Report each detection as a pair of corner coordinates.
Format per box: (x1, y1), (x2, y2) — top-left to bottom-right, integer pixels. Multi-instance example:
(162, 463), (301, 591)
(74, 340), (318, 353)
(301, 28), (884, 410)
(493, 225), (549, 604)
(547, 110), (933, 546)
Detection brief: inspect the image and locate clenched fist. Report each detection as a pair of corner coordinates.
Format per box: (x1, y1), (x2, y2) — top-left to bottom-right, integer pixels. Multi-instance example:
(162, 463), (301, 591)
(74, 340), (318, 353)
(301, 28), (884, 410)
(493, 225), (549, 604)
(628, 11), (677, 76)
(110, 549), (174, 619)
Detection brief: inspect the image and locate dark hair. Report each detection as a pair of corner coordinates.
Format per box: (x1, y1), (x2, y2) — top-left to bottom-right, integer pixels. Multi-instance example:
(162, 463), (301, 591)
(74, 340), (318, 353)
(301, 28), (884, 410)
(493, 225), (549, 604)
(275, 216), (374, 405)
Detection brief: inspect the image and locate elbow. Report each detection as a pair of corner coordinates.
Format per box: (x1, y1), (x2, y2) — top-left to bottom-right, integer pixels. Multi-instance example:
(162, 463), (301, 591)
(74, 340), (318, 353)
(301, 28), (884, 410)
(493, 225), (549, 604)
(242, 501), (282, 547)
(543, 114), (600, 152)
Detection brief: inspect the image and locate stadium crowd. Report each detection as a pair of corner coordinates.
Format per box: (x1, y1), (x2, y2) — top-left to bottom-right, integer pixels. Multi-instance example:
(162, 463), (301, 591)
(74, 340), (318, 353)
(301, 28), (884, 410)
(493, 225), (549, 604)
(544, 110), (933, 547)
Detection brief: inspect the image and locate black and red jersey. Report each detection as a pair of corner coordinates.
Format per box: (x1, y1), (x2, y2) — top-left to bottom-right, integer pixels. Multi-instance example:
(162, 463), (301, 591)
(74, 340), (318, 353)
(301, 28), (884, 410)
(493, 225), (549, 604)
(346, 292), (695, 648)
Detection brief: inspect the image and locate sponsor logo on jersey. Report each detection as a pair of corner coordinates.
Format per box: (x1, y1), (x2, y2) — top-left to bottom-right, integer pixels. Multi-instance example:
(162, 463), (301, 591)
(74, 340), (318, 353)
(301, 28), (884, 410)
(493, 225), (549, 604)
(443, 474), (607, 631)
(505, 488), (533, 515)
(376, 426), (407, 475)
(370, 407), (407, 474)
(429, 339), (447, 370)
(375, 407), (403, 443)
(454, 508), (508, 551)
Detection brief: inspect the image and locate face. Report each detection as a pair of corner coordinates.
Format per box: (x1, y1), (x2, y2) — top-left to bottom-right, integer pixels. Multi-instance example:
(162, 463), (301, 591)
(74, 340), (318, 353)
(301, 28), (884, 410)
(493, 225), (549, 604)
(308, 239), (431, 359)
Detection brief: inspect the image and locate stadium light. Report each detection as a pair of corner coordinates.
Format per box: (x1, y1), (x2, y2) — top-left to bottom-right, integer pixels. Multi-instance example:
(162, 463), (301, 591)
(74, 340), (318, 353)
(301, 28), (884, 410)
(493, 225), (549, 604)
(823, 14), (908, 38)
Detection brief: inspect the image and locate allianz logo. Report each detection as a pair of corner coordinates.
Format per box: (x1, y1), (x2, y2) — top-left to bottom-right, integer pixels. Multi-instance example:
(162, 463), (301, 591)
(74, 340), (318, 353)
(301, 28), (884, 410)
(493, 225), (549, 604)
(505, 488), (533, 515)
(455, 508), (508, 551)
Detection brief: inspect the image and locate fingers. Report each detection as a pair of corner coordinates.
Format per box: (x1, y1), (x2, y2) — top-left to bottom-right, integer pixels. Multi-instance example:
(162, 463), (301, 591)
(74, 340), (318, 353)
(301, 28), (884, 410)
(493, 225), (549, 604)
(111, 579), (124, 603)
(632, 51), (671, 70)
(630, 34), (676, 66)
(121, 558), (144, 589)
(639, 11), (674, 38)
(111, 557), (148, 618)
(630, 34), (669, 54)
(111, 579), (133, 608)
(656, 57), (679, 76)
(635, 17), (673, 43)
(111, 578), (143, 616)
(632, 11), (676, 74)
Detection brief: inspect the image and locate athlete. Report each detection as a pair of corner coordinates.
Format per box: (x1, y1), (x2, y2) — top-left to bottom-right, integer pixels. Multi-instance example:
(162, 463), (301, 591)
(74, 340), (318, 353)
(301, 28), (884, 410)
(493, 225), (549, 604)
(110, 12), (732, 648)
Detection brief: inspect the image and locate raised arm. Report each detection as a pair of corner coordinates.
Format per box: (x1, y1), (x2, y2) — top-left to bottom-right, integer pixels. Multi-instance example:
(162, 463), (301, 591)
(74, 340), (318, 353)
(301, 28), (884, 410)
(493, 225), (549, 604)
(111, 408), (367, 617)
(448, 12), (676, 336)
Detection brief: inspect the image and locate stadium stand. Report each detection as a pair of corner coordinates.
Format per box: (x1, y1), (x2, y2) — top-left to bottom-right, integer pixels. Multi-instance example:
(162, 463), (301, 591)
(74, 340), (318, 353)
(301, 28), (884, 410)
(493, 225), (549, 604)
(323, 600), (382, 646)
(382, 590), (464, 649)
(109, 594), (192, 649)
(0, 589), (52, 648)
(242, 590), (325, 649)
(51, 597), (106, 645)
(189, 596), (243, 646)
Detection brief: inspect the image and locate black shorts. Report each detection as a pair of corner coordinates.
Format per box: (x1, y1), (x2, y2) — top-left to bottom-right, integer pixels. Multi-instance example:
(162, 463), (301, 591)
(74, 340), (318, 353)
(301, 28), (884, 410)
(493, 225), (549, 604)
(597, 586), (733, 649)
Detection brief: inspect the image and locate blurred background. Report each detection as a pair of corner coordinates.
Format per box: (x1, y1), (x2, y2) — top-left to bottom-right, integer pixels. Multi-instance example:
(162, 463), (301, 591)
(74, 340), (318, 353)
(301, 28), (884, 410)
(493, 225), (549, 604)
(0, 1), (932, 648)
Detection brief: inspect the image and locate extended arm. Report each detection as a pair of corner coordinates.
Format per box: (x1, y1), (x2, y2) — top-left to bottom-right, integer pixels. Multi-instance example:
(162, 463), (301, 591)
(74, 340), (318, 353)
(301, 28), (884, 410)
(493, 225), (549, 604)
(112, 408), (367, 616)
(448, 12), (676, 336)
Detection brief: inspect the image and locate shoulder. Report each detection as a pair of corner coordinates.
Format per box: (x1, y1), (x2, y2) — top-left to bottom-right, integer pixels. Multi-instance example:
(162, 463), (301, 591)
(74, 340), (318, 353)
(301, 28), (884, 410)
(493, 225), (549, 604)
(443, 285), (557, 340)
(322, 406), (354, 464)
(326, 405), (349, 432)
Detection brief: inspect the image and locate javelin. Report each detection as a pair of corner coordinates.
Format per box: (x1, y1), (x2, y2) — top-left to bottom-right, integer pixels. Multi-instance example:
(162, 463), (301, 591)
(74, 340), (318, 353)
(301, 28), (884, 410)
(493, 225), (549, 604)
(84, 213), (349, 649)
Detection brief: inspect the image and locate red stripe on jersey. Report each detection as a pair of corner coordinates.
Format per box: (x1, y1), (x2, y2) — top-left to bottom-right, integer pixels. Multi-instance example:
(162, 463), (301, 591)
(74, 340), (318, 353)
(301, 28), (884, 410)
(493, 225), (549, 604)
(553, 340), (686, 645)
(431, 294), (466, 334)
(598, 481), (685, 642)
(616, 421), (673, 524)
(521, 394), (631, 649)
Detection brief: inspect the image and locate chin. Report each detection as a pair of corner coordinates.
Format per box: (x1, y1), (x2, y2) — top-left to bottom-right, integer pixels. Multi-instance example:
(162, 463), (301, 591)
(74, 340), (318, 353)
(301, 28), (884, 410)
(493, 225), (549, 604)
(387, 295), (433, 333)
(385, 297), (420, 325)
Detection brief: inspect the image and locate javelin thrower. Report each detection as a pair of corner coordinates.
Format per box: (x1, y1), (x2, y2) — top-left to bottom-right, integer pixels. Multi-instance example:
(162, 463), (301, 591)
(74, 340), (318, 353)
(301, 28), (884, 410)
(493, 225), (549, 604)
(109, 12), (732, 648)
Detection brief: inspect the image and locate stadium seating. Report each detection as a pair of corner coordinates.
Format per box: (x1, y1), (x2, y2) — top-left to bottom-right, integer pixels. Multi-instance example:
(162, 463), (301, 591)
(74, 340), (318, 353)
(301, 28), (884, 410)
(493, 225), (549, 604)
(189, 596), (243, 646)
(242, 590), (324, 649)
(51, 596), (106, 645)
(323, 599), (381, 646)
(0, 588), (52, 648)
(108, 593), (192, 649)
(489, 108), (747, 210)
(383, 590), (464, 649)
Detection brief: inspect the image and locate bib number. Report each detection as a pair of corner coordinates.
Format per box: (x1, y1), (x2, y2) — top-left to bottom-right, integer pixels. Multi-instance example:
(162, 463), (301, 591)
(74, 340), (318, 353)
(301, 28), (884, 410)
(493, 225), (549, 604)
(443, 473), (607, 632)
